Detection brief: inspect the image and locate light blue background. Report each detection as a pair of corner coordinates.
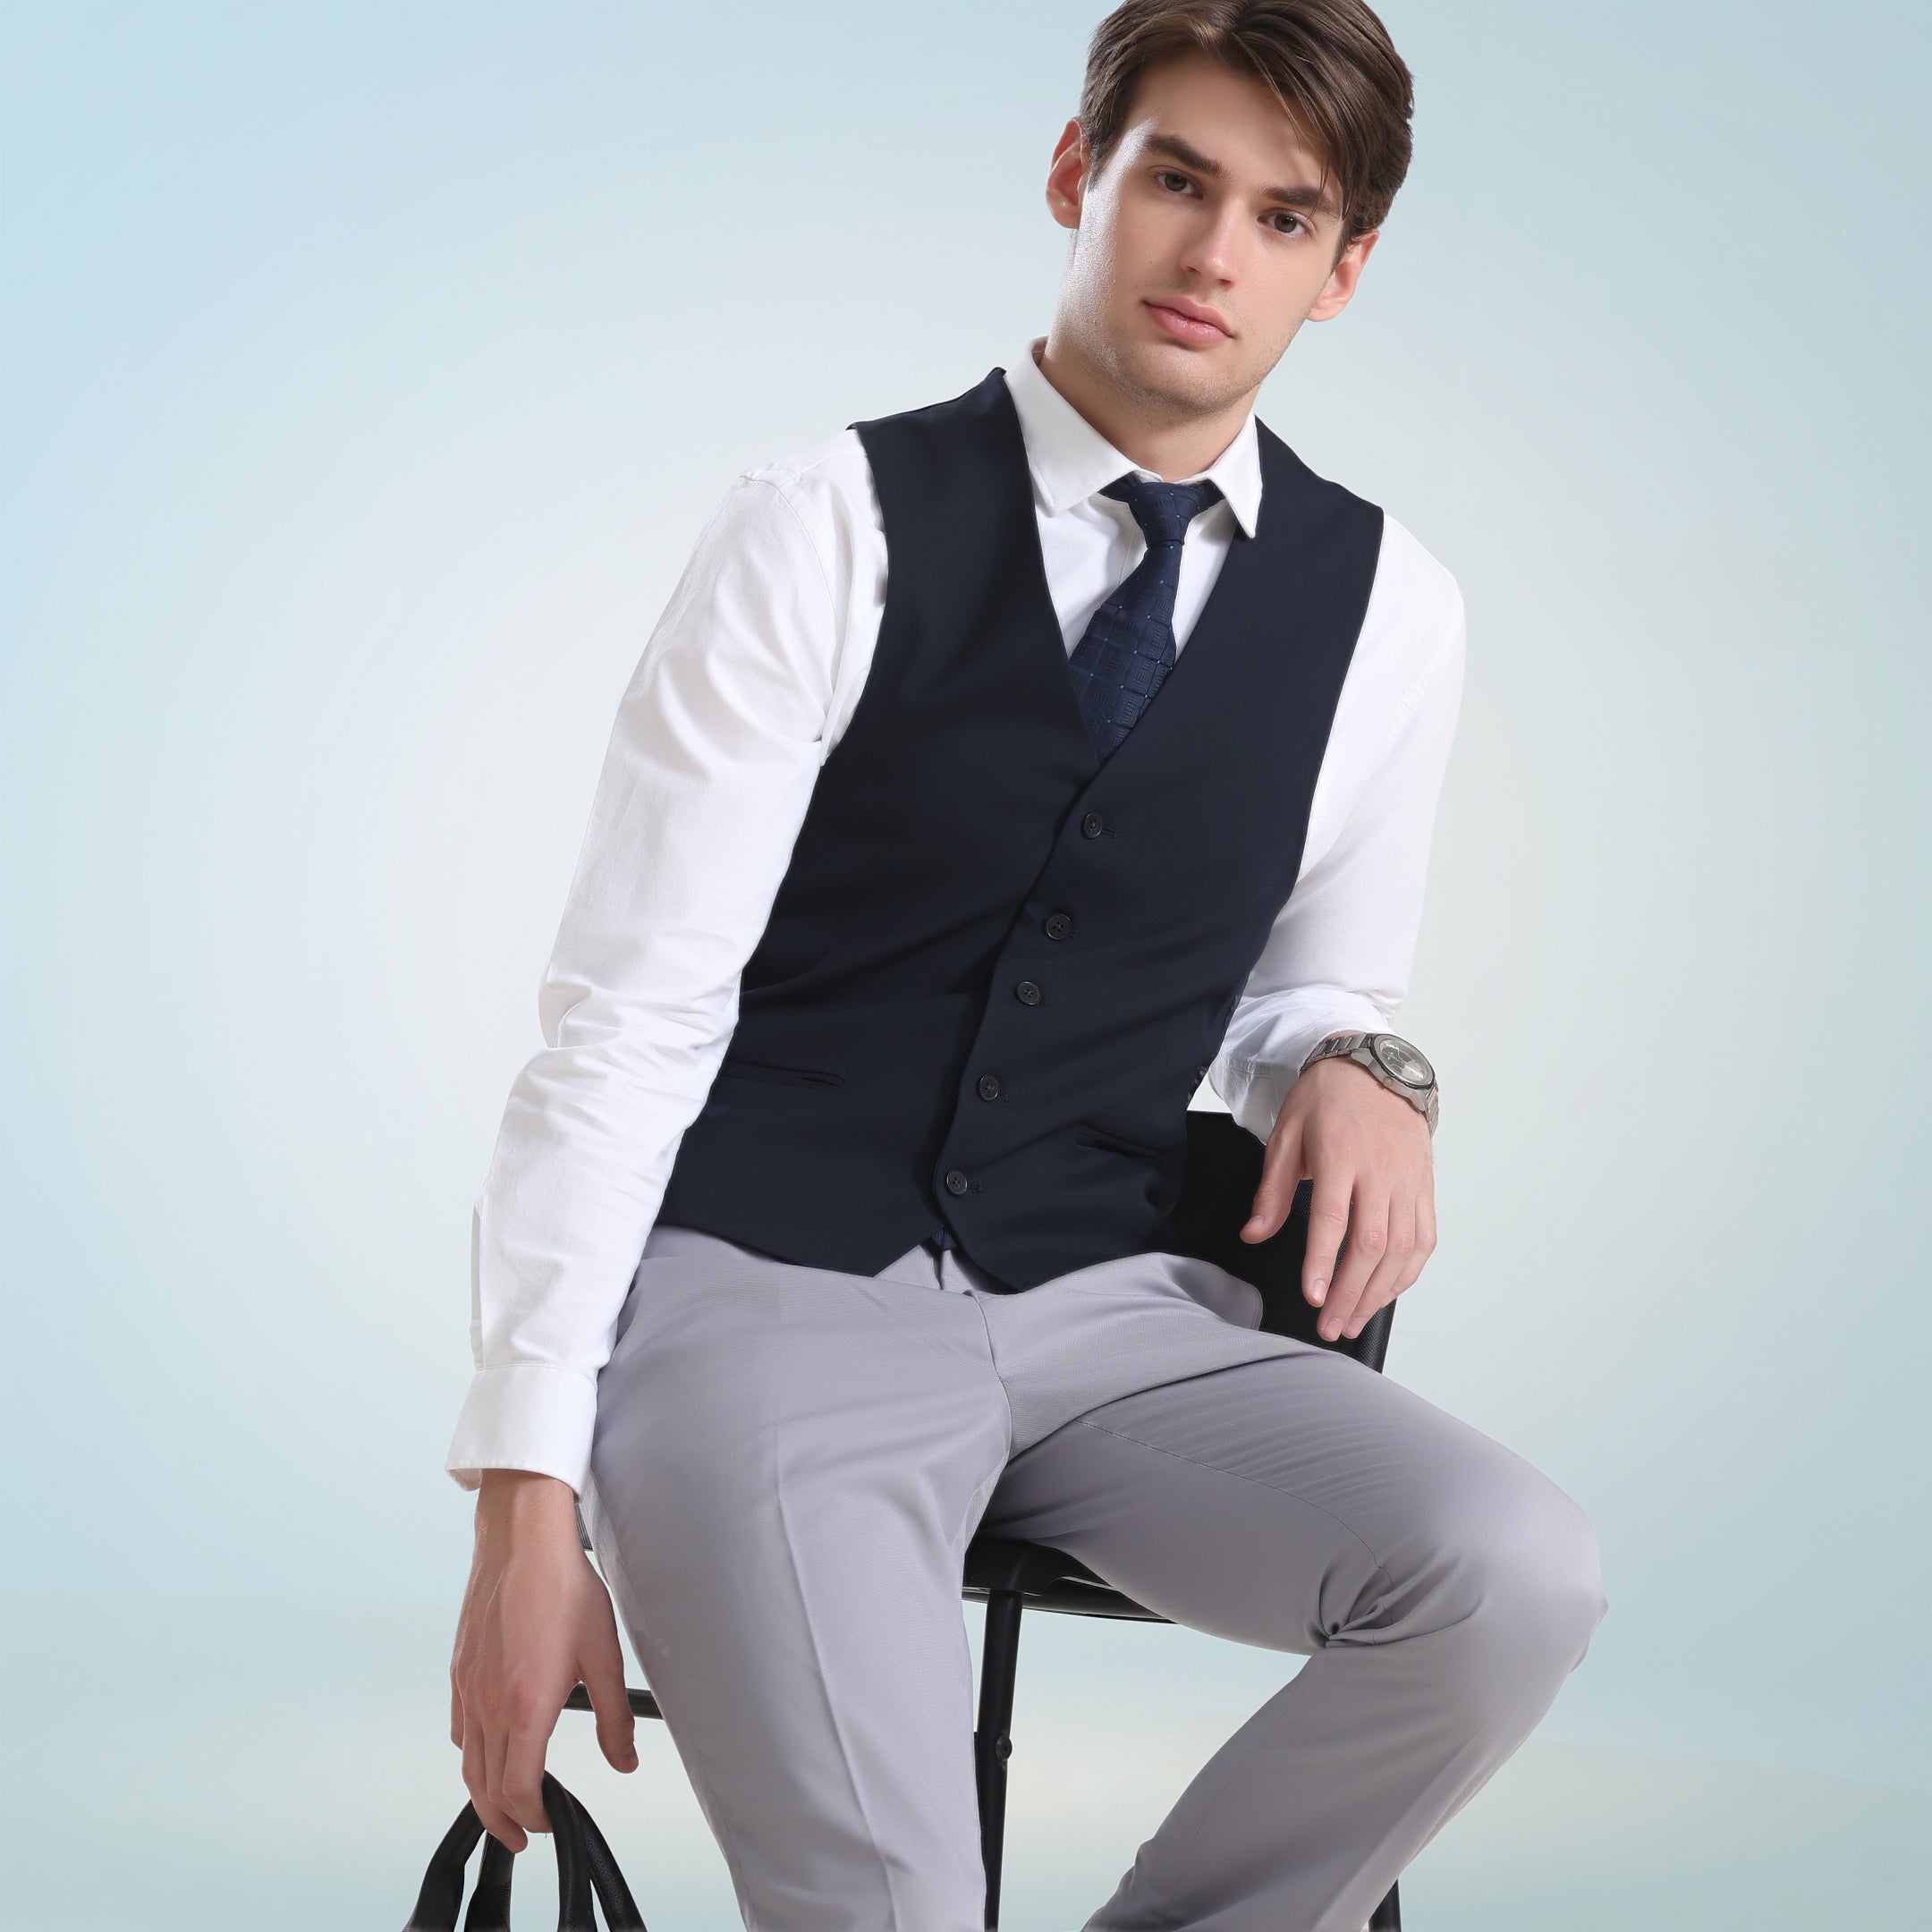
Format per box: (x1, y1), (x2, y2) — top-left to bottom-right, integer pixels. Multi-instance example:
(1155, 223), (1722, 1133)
(4, 2), (1927, 1925)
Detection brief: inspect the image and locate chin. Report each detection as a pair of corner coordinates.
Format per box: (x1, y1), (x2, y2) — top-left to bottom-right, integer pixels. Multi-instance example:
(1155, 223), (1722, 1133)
(1113, 331), (1239, 413)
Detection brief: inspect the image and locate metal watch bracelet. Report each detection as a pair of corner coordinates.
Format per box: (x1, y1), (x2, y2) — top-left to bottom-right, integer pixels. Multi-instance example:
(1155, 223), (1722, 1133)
(1299, 1030), (1440, 1136)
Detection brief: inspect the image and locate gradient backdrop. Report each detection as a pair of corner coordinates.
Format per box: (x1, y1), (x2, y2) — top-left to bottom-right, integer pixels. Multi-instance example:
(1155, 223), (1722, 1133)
(4, 2), (1928, 1926)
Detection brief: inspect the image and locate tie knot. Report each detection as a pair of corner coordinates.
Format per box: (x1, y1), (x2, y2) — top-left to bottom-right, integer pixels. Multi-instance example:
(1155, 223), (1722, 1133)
(1100, 471), (1223, 548)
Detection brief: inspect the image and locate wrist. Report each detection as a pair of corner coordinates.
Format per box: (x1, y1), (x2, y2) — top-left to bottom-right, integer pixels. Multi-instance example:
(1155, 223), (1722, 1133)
(1299, 1029), (1438, 1135)
(476, 1468), (579, 1536)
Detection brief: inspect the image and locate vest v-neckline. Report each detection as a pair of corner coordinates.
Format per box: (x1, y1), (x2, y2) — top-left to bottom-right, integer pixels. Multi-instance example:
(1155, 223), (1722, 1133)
(987, 376), (1266, 792)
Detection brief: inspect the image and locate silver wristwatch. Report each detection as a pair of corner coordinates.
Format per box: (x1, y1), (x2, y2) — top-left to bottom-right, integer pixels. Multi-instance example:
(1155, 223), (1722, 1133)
(1299, 1030), (1439, 1135)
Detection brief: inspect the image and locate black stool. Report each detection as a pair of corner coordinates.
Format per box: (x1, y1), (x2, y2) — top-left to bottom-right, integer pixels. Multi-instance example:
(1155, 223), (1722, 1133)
(572, 1109), (1403, 1931)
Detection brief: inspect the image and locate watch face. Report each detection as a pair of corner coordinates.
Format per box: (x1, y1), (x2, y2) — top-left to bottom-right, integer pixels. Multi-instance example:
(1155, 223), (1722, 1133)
(1371, 1035), (1434, 1089)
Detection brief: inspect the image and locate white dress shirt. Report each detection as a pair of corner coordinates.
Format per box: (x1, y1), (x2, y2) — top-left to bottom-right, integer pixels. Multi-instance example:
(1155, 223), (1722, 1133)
(445, 340), (1467, 1496)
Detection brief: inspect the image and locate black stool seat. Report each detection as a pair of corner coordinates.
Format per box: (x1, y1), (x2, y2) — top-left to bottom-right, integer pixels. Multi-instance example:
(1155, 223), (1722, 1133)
(962, 1536), (1165, 1622)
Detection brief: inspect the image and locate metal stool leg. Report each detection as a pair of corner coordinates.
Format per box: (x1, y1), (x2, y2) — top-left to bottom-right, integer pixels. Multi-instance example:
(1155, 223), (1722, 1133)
(973, 1589), (1023, 1931)
(1368, 1878), (1402, 1928)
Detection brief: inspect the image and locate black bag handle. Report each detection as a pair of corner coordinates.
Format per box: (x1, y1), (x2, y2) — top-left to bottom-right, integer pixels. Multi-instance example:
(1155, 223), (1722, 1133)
(402, 1770), (645, 1930)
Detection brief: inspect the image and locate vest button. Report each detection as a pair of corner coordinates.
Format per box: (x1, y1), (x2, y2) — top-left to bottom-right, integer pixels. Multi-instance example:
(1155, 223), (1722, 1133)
(1043, 912), (1074, 940)
(1081, 811), (1106, 838)
(1014, 979), (1043, 1005)
(944, 1168), (970, 1196)
(977, 1074), (1002, 1100)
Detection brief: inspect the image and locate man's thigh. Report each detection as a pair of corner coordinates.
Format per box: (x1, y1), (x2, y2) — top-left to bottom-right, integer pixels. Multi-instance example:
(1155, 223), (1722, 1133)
(587, 1231), (1012, 1664)
(584, 1237), (1013, 1927)
(978, 1350), (1596, 1654)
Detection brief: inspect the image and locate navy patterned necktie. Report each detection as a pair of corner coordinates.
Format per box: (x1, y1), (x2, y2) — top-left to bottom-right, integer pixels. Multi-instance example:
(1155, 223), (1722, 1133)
(1064, 472), (1224, 761)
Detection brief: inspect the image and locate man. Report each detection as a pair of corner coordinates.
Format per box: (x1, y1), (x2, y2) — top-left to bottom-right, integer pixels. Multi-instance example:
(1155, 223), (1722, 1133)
(445, 3), (1607, 1927)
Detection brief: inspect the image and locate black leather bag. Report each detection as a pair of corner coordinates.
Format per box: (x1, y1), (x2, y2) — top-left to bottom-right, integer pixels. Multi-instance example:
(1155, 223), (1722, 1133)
(403, 1771), (645, 1930)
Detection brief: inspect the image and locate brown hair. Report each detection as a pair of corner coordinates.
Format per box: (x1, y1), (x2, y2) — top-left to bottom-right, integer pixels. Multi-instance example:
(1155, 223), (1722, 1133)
(1078, 0), (1415, 250)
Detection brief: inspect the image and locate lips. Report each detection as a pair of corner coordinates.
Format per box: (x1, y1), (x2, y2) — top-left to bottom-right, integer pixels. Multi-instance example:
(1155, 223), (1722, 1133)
(1145, 297), (1233, 344)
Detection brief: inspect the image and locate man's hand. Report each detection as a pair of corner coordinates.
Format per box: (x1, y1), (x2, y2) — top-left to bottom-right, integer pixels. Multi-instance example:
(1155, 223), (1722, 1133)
(449, 1470), (638, 1852)
(1237, 1051), (1436, 1343)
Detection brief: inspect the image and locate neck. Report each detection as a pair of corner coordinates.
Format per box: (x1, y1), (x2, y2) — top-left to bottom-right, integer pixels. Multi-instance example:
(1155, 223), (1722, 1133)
(1034, 329), (1253, 479)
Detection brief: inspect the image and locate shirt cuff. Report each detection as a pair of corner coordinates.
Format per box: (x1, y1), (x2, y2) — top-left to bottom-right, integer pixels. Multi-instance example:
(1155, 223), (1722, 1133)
(444, 1360), (600, 1497)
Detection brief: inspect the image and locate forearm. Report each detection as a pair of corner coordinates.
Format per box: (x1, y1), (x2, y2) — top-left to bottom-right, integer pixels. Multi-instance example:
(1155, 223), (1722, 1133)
(449, 1051), (706, 1495)
(451, 814), (816, 1496)
(475, 1467), (579, 1531)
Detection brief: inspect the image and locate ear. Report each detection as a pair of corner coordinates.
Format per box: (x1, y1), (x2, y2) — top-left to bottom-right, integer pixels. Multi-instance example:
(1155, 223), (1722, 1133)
(1307, 227), (1379, 322)
(1046, 117), (1089, 233)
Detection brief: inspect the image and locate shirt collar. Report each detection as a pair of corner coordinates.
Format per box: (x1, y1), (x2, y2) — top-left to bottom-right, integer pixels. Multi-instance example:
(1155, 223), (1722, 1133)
(1003, 336), (1262, 538)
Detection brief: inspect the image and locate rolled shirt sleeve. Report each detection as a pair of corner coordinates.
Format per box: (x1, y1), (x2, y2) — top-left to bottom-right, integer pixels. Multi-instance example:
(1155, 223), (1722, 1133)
(445, 470), (846, 1495)
(1210, 517), (1467, 1145)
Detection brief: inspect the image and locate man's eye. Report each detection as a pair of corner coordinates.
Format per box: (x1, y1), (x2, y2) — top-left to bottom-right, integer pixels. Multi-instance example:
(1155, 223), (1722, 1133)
(1155, 169), (1194, 194)
(1268, 211), (1308, 236)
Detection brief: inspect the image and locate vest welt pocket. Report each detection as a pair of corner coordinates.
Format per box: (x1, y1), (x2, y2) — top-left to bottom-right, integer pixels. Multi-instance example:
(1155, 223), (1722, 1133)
(716, 1055), (846, 1089)
(1072, 1123), (1169, 1162)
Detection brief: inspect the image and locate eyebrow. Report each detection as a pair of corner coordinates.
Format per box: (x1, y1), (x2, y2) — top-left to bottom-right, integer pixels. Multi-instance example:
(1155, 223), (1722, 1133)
(1143, 131), (1342, 219)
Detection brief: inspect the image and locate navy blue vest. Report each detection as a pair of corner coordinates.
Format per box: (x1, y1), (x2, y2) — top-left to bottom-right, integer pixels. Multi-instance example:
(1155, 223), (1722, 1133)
(655, 369), (1384, 1288)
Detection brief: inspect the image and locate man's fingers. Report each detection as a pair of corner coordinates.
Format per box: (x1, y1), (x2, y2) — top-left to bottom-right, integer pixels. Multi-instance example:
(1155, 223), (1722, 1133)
(449, 1674), (463, 1750)
(483, 1699), (511, 1835)
(1242, 1115), (1304, 1242)
(461, 1704), (527, 1853)
(579, 1602), (639, 1774)
(1302, 1158), (1354, 1312)
(1343, 1191), (1416, 1340)
(1350, 1183), (1436, 1338)
(496, 1707), (557, 1840)
(1318, 1182), (1386, 1342)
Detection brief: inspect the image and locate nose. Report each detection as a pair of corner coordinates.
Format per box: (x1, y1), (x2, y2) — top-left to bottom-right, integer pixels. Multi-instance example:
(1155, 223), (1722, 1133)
(1175, 195), (1243, 288)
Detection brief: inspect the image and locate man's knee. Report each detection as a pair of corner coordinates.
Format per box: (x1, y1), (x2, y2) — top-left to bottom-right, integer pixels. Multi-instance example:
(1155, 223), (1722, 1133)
(1337, 1436), (1606, 1696)
(1415, 1450), (1608, 1724)
(1477, 1466), (1606, 1654)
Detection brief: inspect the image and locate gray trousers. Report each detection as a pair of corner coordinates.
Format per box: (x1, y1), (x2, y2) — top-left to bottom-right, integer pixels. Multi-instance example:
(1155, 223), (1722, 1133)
(582, 1221), (1607, 1932)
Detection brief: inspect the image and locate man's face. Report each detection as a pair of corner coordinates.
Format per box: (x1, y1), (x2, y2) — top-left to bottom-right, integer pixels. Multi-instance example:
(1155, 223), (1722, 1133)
(1046, 49), (1377, 420)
